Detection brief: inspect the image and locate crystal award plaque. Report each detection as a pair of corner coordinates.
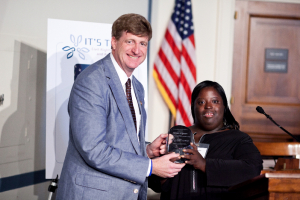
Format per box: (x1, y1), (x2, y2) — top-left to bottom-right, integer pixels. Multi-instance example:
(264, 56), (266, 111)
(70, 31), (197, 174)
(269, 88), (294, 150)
(166, 125), (194, 163)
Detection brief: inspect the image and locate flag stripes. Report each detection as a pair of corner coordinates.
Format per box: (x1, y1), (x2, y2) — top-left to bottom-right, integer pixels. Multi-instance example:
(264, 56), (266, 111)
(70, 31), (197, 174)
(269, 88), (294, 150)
(153, 0), (196, 126)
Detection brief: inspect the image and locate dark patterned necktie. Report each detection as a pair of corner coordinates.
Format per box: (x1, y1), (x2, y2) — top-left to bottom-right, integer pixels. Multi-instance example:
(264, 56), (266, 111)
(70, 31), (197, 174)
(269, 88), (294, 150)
(125, 78), (137, 131)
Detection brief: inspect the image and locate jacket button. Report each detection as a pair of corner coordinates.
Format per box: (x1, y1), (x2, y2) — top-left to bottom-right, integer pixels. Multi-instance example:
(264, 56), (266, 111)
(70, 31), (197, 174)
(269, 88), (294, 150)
(134, 189), (138, 194)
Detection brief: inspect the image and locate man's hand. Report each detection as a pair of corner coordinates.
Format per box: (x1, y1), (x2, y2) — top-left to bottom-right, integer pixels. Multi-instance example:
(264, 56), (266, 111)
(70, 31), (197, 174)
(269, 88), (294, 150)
(146, 133), (168, 159)
(152, 153), (185, 178)
(182, 143), (206, 172)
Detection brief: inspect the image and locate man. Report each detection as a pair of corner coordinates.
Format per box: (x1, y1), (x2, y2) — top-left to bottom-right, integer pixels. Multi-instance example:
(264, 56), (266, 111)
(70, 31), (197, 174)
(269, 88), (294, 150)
(56, 14), (185, 200)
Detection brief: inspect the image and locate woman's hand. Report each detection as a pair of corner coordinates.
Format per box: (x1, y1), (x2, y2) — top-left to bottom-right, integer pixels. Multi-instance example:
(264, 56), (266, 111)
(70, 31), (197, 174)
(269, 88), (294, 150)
(182, 143), (206, 172)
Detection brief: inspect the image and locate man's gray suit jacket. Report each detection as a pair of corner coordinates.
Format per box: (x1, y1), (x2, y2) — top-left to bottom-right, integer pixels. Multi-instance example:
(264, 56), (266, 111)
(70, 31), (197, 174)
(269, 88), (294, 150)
(56, 54), (150, 200)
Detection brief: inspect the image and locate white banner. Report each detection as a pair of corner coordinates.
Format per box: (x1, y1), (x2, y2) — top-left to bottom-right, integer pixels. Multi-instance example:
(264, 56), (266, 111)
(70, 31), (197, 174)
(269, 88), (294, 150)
(46, 19), (148, 179)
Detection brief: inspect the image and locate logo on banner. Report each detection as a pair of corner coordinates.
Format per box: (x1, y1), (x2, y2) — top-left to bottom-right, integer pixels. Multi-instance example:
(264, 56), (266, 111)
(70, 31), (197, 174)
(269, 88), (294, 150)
(62, 34), (111, 60)
(62, 35), (89, 60)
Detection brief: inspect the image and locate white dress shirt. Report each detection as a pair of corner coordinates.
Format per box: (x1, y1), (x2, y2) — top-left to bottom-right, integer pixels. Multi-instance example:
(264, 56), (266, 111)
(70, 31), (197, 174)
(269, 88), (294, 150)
(110, 53), (141, 137)
(110, 53), (151, 176)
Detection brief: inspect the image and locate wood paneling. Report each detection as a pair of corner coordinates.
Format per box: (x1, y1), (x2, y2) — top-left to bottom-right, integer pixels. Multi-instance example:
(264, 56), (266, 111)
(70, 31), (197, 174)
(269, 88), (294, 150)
(229, 171), (300, 199)
(232, 1), (300, 142)
(254, 142), (300, 157)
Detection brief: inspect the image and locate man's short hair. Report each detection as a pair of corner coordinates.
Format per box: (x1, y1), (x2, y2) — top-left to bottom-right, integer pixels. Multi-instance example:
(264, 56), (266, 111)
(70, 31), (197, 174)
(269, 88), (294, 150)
(112, 13), (152, 41)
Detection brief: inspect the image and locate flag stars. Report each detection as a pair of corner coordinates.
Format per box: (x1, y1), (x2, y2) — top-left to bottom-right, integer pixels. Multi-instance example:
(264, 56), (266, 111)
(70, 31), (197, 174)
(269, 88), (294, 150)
(171, 0), (194, 39)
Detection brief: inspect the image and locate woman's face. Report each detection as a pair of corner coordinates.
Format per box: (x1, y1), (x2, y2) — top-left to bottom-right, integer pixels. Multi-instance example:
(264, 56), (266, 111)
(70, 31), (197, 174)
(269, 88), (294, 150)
(193, 87), (225, 132)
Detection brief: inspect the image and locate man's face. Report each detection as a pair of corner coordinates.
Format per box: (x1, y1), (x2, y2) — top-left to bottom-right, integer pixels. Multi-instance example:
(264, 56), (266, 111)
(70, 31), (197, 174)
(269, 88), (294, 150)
(111, 32), (148, 76)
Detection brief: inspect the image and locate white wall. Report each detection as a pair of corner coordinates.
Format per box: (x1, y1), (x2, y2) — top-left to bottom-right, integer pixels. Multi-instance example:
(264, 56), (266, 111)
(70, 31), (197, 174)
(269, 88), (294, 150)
(0, 1), (148, 199)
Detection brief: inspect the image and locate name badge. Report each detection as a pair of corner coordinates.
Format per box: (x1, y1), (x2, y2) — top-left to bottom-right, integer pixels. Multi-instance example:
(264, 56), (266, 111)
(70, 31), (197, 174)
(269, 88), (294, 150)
(197, 143), (209, 158)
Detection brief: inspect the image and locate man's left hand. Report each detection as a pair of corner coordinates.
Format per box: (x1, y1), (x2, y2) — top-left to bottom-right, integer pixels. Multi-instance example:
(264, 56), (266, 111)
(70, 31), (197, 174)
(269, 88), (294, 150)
(146, 133), (168, 158)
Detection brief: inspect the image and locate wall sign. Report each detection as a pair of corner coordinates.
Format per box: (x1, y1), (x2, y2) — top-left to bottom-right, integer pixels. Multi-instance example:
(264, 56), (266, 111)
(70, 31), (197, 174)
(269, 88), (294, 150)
(264, 48), (288, 73)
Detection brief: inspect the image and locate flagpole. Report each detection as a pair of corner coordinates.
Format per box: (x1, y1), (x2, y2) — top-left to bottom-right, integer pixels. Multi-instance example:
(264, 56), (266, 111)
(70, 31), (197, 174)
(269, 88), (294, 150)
(168, 111), (175, 129)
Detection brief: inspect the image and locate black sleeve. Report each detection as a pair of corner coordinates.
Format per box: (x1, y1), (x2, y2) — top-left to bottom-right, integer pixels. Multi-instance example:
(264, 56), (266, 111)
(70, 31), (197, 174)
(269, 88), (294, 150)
(205, 135), (263, 187)
(148, 174), (175, 195)
(148, 175), (163, 193)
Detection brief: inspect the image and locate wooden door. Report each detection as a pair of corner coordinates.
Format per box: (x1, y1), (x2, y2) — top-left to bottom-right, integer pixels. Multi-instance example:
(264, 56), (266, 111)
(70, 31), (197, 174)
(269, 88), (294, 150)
(231, 1), (300, 142)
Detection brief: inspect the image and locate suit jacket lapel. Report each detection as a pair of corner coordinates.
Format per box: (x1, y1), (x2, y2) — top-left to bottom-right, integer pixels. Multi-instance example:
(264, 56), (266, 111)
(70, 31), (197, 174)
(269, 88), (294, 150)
(102, 55), (141, 155)
(132, 76), (146, 156)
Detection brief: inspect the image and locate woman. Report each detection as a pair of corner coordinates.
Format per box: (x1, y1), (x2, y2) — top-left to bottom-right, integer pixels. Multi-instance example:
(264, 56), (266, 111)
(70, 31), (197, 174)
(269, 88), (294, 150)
(149, 80), (262, 200)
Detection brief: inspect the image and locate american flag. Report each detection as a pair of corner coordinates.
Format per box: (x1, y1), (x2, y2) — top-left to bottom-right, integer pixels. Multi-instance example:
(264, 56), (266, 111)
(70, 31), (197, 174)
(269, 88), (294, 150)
(153, 0), (196, 127)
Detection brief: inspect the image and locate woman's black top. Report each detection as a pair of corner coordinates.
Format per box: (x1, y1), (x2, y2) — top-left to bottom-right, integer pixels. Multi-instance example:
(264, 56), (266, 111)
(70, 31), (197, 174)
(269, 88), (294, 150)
(148, 129), (263, 200)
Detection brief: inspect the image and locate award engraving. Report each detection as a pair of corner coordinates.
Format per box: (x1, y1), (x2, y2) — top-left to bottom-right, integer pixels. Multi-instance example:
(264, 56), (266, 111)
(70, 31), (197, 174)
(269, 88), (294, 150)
(167, 125), (194, 163)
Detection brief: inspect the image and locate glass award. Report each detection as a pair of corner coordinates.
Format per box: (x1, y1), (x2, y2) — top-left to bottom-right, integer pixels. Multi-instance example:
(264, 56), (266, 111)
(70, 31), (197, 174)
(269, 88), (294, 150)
(166, 125), (194, 163)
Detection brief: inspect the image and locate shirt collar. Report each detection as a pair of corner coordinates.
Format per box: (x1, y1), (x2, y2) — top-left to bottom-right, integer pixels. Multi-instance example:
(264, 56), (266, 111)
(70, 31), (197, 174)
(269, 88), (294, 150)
(110, 53), (132, 86)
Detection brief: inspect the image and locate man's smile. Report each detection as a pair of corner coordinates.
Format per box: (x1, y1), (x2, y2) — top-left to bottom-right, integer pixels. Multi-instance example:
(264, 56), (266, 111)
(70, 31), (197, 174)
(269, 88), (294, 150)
(129, 55), (139, 59)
